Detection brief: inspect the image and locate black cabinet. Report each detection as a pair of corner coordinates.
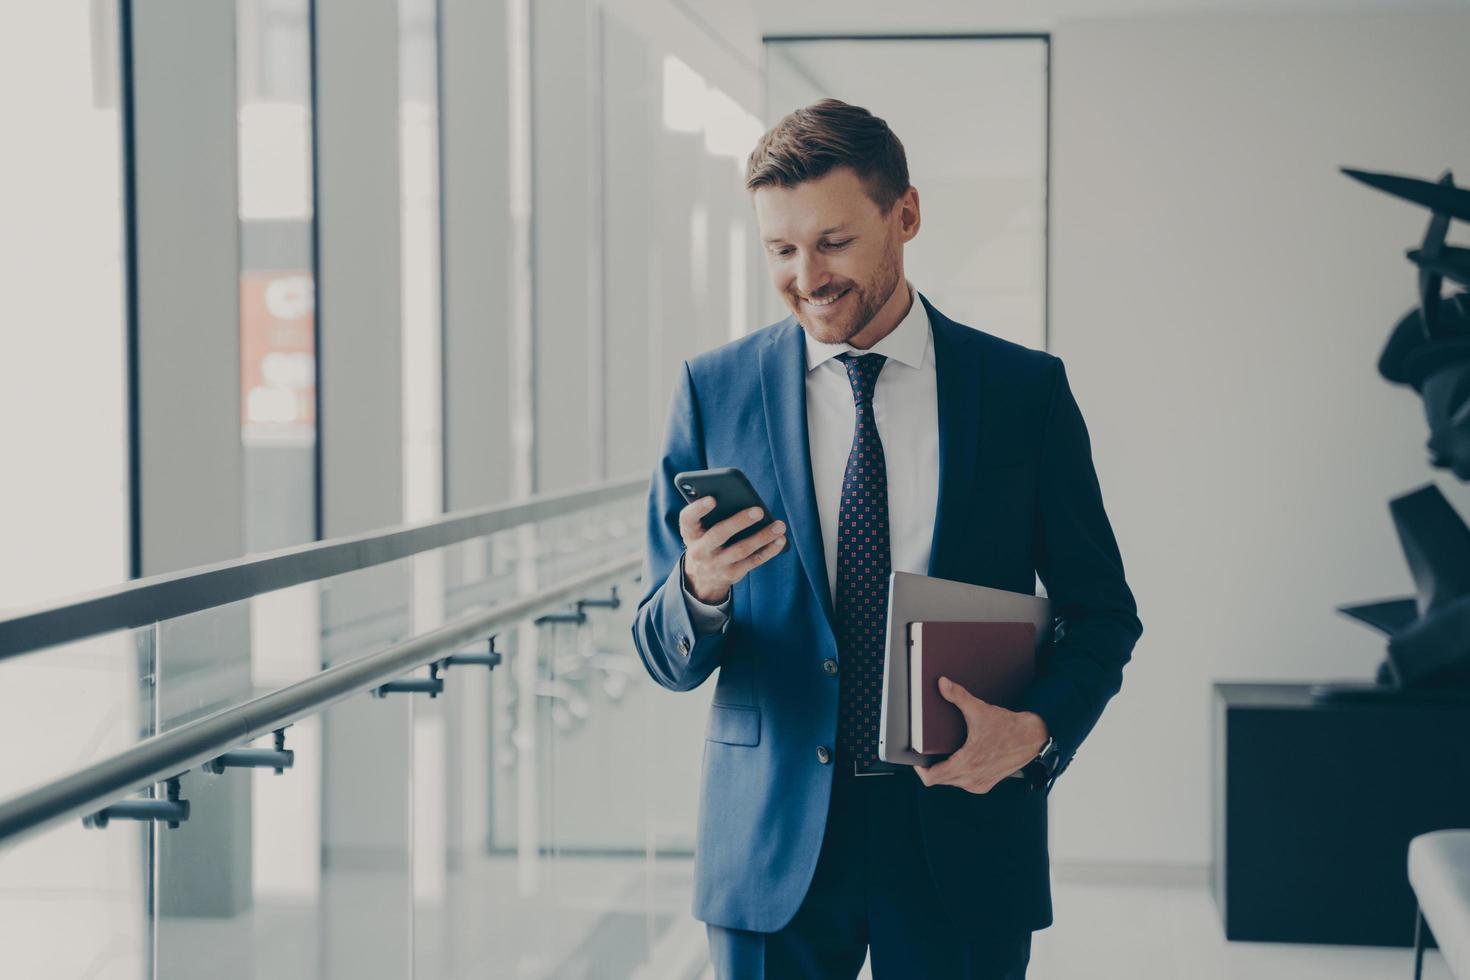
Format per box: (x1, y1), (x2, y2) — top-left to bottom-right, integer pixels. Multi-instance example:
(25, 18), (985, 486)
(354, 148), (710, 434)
(1213, 682), (1470, 946)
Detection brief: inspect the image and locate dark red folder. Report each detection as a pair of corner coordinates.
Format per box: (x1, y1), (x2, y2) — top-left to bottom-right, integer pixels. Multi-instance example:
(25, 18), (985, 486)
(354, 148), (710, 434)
(908, 621), (1037, 755)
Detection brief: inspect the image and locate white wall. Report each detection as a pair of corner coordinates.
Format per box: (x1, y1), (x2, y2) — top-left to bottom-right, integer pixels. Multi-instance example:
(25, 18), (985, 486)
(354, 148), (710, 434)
(1047, 10), (1470, 868)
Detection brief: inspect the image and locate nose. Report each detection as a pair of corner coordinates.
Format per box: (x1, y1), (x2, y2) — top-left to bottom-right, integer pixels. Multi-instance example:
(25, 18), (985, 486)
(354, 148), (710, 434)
(793, 251), (830, 298)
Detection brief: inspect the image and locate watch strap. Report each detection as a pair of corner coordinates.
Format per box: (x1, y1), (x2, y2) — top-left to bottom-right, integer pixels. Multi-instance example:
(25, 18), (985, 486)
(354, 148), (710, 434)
(1020, 736), (1059, 792)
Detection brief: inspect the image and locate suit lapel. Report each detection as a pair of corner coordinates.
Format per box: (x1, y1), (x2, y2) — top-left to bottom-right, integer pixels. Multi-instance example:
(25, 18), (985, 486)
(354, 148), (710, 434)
(757, 297), (983, 631)
(923, 296), (983, 581)
(758, 319), (837, 635)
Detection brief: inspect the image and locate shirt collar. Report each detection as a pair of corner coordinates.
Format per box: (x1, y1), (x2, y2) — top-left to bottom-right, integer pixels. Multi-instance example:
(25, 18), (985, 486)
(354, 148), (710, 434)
(803, 281), (931, 373)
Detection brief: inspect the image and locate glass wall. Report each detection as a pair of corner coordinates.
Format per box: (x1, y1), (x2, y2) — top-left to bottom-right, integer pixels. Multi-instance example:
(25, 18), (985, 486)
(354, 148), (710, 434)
(0, 3), (129, 609)
(399, 0), (442, 526)
(0, 1), (764, 976)
(0, 3), (140, 976)
(237, 0), (319, 555)
(539, 2), (766, 487)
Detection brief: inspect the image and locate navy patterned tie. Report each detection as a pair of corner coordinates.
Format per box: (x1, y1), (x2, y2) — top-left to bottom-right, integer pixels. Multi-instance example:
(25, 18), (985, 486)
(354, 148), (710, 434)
(833, 351), (891, 770)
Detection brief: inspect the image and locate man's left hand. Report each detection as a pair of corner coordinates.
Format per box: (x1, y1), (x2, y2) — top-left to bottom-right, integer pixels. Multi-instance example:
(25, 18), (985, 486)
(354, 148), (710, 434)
(914, 677), (1049, 795)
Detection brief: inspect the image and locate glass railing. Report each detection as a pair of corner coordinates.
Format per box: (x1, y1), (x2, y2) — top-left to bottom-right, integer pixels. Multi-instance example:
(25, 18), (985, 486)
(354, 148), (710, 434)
(0, 479), (716, 979)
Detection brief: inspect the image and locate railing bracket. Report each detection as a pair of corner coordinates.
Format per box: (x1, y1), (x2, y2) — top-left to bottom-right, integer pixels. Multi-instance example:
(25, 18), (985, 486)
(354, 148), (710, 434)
(576, 585), (621, 613)
(203, 728), (294, 775)
(435, 635), (502, 673)
(371, 665), (445, 698)
(535, 609), (586, 625)
(538, 585), (622, 625)
(83, 776), (189, 830)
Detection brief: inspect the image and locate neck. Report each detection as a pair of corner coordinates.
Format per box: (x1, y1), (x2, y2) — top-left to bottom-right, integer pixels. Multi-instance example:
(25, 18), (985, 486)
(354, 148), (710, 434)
(845, 277), (912, 350)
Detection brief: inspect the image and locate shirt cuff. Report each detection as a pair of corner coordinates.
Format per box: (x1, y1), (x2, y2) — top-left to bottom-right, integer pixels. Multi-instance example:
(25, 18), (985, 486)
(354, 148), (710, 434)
(679, 552), (731, 639)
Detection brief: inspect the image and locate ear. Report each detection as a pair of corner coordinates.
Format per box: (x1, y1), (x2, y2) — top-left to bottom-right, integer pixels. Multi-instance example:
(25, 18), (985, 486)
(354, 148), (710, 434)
(898, 185), (921, 242)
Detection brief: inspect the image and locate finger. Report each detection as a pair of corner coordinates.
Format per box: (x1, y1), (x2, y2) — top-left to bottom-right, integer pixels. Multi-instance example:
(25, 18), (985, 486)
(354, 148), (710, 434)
(914, 764), (933, 786)
(938, 676), (976, 705)
(730, 532), (787, 575)
(925, 752), (963, 783)
(705, 506), (767, 550)
(677, 496), (718, 544)
(918, 763), (950, 787)
(939, 677), (989, 726)
(719, 520), (786, 565)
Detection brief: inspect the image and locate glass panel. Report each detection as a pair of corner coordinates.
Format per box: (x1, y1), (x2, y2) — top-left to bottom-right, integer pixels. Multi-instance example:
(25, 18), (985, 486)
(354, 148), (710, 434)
(399, 0), (443, 527)
(2, 503), (637, 802)
(0, 0), (130, 610)
(140, 557), (410, 740)
(0, 624), (154, 979)
(764, 38), (1049, 350)
(436, 496), (644, 633)
(0, 491), (645, 979)
(237, 0), (319, 555)
(462, 566), (701, 976)
(148, 694), (413, 979)
(150, 556), (413, 977)
(0, 624), (158, 800)
(0, 805), (151, 977)
(401, 0), (447, 960)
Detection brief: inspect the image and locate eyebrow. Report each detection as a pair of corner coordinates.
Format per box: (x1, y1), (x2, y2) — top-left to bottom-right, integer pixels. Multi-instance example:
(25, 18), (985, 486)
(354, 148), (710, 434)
(761, 225), (851, 245)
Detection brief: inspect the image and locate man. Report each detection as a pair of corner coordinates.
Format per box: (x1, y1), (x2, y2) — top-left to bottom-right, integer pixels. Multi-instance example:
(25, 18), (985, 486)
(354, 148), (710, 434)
(631, 98), (1141, 979)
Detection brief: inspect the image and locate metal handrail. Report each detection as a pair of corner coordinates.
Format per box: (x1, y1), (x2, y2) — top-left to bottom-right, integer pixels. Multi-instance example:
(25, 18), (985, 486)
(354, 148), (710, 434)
(0, 551), (643, 848)
(0, 474), (647, 661)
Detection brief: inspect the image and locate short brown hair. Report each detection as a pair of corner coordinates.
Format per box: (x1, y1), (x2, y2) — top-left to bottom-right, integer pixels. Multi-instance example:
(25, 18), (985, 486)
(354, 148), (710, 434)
(745, 98), (910, 214)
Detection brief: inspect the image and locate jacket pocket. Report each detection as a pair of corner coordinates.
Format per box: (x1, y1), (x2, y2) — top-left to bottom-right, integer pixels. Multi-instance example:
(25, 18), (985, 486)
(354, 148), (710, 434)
(705, 703), (761, 746)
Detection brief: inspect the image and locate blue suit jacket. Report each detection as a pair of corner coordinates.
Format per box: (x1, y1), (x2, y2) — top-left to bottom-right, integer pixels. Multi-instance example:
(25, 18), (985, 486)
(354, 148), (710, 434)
(631, 294), (1142, 934)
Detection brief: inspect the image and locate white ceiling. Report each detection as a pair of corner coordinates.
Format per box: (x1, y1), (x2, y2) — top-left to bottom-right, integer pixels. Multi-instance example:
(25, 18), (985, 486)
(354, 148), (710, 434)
(752, 0), (1468, 35)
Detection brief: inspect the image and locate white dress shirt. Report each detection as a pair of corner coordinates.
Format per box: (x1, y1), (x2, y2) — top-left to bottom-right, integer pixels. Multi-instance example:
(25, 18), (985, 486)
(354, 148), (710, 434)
(683, 282), (941, 634)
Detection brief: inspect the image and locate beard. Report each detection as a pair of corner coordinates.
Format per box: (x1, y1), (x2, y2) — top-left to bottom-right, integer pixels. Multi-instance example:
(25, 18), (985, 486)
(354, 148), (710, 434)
(788, 235), (903, 345)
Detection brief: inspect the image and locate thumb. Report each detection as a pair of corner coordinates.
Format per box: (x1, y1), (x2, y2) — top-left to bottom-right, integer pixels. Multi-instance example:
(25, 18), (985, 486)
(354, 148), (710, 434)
(940, 676), (986, 717)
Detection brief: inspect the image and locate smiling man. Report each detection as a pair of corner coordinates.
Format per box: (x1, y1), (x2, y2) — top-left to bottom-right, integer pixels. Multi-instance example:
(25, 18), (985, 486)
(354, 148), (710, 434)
(632, 99), (1142, 979)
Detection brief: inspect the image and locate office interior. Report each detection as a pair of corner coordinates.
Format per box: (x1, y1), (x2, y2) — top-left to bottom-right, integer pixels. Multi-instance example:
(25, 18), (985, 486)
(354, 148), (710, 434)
(2, 0), (1468, 977)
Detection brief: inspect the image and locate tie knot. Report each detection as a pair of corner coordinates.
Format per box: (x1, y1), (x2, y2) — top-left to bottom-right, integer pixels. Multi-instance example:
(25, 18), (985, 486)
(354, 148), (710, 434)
(836, 351), (887, 401)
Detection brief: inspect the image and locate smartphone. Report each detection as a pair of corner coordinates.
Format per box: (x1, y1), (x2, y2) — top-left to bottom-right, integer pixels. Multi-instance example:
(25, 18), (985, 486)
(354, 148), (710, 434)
(673, 467), (790, 555)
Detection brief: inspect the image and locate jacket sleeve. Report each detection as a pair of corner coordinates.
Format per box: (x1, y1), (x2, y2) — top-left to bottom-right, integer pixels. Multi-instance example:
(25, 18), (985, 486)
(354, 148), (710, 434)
(1016, 357), (1142, 785)
(630, 361), (732, 692)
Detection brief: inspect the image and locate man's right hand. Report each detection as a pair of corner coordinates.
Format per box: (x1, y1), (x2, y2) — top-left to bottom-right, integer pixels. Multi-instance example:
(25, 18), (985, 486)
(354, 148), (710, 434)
(679, 497), (787, 605)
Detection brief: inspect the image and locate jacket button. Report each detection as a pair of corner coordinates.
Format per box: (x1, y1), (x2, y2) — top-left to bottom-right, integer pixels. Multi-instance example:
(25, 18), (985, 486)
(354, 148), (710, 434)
(676, 636), (690, 656)
(822, 659), (838, 676)
(816, 745), (831, 765)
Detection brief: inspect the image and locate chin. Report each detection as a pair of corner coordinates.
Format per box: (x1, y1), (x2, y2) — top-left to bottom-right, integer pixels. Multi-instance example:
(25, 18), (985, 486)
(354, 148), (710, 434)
(799, 317), (856, 345)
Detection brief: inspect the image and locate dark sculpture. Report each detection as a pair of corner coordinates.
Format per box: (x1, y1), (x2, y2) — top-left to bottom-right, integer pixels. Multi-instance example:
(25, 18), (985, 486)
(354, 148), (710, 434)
(1331, 168), (1470, 695)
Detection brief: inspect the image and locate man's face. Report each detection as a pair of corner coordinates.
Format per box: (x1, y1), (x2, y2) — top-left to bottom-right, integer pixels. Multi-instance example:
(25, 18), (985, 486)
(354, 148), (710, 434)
(753, 166), (919, 344)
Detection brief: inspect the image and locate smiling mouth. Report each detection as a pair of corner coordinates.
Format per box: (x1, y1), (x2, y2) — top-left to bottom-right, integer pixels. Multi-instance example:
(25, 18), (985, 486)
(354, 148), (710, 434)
(803, 288), (850, 309)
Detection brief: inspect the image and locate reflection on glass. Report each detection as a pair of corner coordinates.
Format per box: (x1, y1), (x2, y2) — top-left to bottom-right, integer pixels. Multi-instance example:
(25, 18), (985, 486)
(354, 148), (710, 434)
(0, 2), (129, 610)
(0, 4), (139, 974)
(237, 0), (318, 556)
(0, 626), (153, 978)
(0, 493), (656, 978)
(400, 0), (442, 526)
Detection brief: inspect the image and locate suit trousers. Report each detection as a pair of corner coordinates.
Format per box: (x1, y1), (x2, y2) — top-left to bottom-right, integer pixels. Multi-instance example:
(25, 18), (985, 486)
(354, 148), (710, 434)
(705, 761), (1032, 979)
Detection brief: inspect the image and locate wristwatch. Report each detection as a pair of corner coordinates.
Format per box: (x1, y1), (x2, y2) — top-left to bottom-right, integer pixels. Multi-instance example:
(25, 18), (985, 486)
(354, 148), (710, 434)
(1019, 736), (1061, 792)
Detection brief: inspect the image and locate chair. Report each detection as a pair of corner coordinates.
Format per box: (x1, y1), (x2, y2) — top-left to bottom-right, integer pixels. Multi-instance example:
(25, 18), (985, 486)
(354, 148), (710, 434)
(1409, 830), (1470, 978)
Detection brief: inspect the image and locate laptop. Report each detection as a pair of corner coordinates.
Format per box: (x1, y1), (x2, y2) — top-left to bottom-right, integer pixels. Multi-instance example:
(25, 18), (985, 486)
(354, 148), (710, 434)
(877, 571), (1052, 767)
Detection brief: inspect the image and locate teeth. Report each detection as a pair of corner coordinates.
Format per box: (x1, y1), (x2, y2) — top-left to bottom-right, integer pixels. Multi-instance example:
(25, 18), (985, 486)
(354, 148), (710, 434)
(806, 289), (847, 307)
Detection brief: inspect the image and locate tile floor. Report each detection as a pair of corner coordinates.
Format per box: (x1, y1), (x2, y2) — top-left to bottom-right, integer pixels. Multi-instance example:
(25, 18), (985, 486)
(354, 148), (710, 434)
(57, 853), (1447, 978)
(681, 876), (1444, 980)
